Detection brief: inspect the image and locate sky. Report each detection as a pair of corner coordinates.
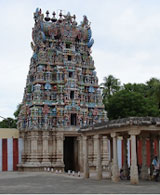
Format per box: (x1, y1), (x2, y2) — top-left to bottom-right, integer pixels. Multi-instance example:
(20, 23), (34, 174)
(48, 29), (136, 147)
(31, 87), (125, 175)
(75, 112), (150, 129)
(1, 0), (160, 119)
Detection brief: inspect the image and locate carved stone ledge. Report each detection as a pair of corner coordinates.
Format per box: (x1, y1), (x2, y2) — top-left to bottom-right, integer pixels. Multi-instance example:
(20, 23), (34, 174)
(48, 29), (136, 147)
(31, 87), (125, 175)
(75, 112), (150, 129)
(110, 132), (117, 138)
(128, 129), (141, 135)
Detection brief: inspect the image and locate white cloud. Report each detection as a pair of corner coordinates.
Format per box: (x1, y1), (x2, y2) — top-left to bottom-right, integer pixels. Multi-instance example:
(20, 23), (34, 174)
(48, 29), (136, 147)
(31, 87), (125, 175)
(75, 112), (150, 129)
(93, 49), (160, 85)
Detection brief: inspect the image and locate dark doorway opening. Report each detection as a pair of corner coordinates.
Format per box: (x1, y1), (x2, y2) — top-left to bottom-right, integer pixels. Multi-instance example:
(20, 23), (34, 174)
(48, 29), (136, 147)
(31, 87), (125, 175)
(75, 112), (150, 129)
(70, 91), (74, 99)
(68, 55), (72, 61)
(69, 71), (73, 78)
(66, 43), (71, 49)
(71, 113), (77, 125)
(63, 137), (79, 172)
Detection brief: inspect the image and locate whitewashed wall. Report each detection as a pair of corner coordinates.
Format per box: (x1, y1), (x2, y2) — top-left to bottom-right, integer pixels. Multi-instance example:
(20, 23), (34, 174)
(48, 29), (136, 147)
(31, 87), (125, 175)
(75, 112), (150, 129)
(0, 138), (23, 171)
(7, 138), (13, 171)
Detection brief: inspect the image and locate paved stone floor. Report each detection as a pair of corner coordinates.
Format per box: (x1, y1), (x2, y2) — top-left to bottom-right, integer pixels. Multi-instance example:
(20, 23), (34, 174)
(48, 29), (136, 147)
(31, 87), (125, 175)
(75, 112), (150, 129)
(0, 172), (160, 194)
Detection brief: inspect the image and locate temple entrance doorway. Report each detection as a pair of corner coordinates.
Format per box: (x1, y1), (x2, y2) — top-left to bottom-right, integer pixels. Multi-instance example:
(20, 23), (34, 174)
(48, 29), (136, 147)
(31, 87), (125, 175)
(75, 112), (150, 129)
(63, 137), (79, 172)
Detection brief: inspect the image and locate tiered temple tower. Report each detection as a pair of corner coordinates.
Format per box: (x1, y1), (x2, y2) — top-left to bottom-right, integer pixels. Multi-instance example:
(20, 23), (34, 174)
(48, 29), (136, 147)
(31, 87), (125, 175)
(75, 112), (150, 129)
(17, 8), (108, 171)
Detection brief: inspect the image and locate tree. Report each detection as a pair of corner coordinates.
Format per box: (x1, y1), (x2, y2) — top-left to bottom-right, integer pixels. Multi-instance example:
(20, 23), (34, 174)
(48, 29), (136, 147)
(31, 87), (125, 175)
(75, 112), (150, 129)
(14, 104), (22, 119)
(0, 104), (22, 128)
(146, 77), (160, 94)
(100, 75), (121, 108)
(124, 83), (149, 97)
(107, 90), (160, 120)
(146, 78), (160, 109)
(0, 117), (17, 128)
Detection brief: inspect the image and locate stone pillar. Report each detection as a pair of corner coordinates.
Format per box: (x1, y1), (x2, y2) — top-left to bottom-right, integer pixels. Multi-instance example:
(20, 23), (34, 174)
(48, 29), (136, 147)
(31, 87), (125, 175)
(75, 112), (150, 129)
(42, 131), (50, 166)
(111, 133), (119, 182)
(56, 132), (64, 169)
(26, 132), (31, 162)
(74, 137), (78, 171)
(140, 135), (148, 180)
(20, 132), (26, 163)
(157, 135), (160, 159)
(122, 136), (129, 177)
(88, 137), (94, 167)
(110, 138), (113, 161)
(52, 132), (56, 164)
(102, 136), (109, 167)
(93, 135), (97, 167)
(30, 131), (38, 162)
(94, 135), (102, 180)
(78, 136), (83, 172)
(150, 136), (154, 176)
(129, 129), (140, 184)
(37, 132), (42, 163)
(107, 137), (112, 178)
(83, 136), (89, 178)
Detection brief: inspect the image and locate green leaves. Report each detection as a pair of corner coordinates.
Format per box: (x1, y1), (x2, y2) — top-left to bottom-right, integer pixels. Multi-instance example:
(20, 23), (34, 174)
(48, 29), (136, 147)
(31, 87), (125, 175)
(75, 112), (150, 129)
(0, 118), (17, 128)
(14, 104), (22, 119)
(107, 90), (159, 120)
(0, 104), (22, 128)
(101, 75), (160, 120)
(100, 74), (121, 100)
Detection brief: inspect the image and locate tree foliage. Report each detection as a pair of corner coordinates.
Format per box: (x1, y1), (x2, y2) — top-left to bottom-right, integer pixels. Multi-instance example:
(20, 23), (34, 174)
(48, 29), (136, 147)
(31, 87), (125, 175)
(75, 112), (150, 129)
(107, 90), (159, 120)
(101, 75), (121, 98)
(101, 75), (160, 120)
(0, 104), (21, 128)
(146, 78), (160, 109)
(100, 75), (121, 109)
(0, 118), (17, 128)
(14, 104), (22, 119)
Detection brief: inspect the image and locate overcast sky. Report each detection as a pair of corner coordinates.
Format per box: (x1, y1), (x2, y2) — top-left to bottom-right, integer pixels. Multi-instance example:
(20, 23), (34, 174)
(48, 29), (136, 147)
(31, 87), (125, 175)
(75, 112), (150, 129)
(1, 0), (160, 119)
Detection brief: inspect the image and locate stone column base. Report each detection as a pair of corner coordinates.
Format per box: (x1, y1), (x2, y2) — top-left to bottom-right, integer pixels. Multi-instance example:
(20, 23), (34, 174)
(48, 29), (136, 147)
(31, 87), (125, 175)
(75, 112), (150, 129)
(41, 161), (52, 167)
(17, 162), (42, 171)
(54, 163), (65, 171)
(140, 168), (148, 180)
(130, 165), (139, 184)
(111, 164), (120, 182)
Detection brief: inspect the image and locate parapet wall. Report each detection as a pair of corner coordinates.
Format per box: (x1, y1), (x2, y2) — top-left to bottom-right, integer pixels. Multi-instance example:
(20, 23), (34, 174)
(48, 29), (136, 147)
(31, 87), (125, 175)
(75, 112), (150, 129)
(81, 117), (160, 131)
(0, 128), (19, 138)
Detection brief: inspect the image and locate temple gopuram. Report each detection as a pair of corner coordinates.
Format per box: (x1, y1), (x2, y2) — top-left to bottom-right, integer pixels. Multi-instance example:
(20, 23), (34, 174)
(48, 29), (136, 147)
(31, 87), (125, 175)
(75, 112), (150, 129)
(17, 8), (108, 171)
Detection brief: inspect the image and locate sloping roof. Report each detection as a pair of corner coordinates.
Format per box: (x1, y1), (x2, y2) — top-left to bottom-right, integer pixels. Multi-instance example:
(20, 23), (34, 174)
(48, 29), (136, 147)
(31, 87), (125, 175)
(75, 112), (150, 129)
(80, 117), (160, 132)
